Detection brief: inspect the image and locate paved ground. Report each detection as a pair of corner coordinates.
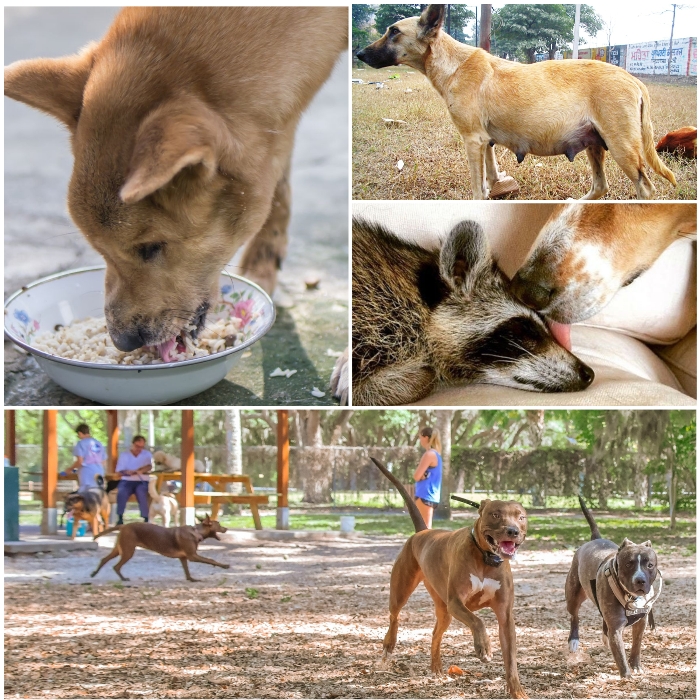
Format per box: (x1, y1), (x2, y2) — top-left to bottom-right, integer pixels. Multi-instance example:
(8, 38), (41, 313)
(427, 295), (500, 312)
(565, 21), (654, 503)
(5, 530), (694, 699)
(4, 7), (348, 406)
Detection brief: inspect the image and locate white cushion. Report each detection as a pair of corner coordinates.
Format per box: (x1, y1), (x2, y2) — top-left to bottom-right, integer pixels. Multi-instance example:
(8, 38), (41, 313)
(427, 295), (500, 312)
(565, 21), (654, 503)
(655, 328), (697, 398)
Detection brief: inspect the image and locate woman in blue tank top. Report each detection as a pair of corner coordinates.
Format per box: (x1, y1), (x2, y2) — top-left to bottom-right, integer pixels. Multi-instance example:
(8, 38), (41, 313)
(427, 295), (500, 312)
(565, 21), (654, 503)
(413, 426), (443, 528)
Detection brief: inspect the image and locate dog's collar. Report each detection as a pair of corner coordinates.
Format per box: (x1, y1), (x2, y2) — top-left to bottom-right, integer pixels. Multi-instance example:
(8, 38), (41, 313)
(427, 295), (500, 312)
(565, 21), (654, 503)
(471, 529), (503, 567)
(604, 558), (663, 617)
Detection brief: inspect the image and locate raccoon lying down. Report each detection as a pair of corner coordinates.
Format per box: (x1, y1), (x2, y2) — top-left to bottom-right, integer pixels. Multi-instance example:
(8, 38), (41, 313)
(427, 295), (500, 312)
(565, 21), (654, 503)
(352, 218), (594, 405)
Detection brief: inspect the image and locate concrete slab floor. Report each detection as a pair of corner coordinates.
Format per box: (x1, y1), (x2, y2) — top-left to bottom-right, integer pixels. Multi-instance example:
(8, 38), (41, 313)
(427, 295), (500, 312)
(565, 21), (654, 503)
(4, 7), (349, 406)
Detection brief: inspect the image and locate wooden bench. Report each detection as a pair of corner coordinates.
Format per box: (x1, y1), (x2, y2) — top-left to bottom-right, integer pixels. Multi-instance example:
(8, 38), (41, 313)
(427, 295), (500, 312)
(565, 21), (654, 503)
(155, 472), (269, 530)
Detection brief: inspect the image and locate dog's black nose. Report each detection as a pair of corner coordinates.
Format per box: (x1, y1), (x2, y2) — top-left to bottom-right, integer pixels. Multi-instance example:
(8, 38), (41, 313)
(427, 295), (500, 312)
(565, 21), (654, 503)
(357, 49), (366, 62)
(111, 328), (146, 352)
(506, 527), (519, 538)
(511, 273), (554, 311)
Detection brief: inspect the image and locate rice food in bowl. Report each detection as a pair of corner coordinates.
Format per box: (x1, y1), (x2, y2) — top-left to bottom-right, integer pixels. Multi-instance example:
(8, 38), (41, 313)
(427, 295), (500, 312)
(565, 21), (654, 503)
(34, 316), (244, 365)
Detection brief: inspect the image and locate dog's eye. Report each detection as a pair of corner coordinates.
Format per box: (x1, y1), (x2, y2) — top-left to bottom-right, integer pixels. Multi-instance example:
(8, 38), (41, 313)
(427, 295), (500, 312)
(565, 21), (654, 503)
(389, 26), (400, 36)
(647, 562), (654, 568)
(137, 242), (166, 262)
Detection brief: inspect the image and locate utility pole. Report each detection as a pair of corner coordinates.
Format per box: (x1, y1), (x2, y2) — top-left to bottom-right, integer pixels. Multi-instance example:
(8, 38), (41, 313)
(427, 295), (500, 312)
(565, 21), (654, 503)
(667, 3), (677, 75)
(572, 3), (581, 59)
(446, 4), (451, 38)
(480, 4), (492, 52)
(474, 6), (479, 47)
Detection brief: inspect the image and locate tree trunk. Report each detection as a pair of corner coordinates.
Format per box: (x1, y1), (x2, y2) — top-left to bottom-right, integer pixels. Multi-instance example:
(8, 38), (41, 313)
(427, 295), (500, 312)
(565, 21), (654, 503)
(225, 410), (243, 502)
(435, 410), (453, 520)
(667, 447), (677, 531)
(667, 4), (676, 76)
(299, 411), (332, 504)
(480, 4), (491, 53)
(527, 411), (546, 507)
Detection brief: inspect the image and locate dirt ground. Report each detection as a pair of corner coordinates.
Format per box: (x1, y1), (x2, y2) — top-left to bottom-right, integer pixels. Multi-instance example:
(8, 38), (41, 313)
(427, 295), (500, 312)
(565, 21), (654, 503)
(5, 533), (695, 699)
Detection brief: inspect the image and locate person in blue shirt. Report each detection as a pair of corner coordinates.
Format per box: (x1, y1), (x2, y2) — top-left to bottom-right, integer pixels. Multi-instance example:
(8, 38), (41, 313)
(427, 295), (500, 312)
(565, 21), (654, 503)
(413, 426), (443, 529)
(115, 435), (153, 525)
(70, 424), (106, 492)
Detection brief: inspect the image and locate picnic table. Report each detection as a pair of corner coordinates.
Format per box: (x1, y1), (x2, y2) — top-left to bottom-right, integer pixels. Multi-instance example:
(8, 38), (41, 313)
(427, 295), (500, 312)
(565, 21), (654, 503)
(58, 471), (269, 529)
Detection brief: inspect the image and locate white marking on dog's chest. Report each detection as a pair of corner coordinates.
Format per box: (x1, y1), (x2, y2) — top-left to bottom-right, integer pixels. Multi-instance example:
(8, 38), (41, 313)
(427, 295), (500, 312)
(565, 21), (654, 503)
(469, 574), (501, 603)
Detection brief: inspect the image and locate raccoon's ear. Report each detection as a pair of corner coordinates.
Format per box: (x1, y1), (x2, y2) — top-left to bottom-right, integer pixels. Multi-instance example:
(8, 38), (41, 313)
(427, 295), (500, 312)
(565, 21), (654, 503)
(4, 44), (96, 131)
(417, 4), (445, 40)
(440, 221), (491, 294)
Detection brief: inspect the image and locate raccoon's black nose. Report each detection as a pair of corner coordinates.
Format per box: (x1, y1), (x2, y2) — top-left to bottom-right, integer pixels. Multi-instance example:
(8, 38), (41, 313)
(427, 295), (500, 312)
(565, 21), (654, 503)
(511, 274), (554, 310)
(578, 363), (595, 387)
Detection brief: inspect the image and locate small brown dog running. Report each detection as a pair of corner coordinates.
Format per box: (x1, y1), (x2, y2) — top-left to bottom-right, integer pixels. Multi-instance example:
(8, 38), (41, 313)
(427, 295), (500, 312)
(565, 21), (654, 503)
(91, 514), (229, 582)
(371, 458), (528, 699)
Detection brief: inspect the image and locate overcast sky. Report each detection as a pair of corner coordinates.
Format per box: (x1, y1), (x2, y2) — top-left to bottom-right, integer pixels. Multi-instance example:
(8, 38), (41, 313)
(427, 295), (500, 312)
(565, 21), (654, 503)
(488, 2), (697, 46)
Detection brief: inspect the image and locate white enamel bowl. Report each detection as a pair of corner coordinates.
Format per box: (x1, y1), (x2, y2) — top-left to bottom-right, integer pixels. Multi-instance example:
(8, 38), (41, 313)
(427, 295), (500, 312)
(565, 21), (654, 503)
(4, 267), (275, 405)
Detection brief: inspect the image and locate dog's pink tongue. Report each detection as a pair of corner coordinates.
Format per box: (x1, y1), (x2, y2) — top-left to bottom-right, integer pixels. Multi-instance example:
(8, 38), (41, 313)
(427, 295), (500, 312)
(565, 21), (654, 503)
(500, 541), (516, 556)
(547, 320), (572, 352)
(157, 338), (178, 363)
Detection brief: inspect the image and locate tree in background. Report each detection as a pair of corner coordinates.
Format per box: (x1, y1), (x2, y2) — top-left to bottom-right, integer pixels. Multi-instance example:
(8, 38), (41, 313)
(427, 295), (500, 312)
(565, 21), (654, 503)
(352, 4), (376, 54)
(493, 4), (602, 62)
(372, 5), (474, 42)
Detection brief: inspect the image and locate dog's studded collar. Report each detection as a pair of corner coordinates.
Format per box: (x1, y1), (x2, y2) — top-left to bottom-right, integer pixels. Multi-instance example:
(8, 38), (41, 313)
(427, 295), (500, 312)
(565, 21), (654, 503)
(603, 558), (663, 618)
(471, 529), (503, 567)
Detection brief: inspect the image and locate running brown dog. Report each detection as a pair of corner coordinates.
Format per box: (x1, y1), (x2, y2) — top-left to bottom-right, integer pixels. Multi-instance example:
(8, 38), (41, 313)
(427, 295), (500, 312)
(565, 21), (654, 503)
(357, 5), (676, 200)
(5, 8), (347, 356)
(371, 458), (528, 699)
(91, 514), (229, 582)
(64, 488), (110, 539)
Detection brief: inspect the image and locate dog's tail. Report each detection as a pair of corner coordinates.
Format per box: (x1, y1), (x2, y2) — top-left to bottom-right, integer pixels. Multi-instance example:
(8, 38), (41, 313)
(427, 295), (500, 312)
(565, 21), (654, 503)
(640, 84), (677, 187)
(93, 525), (122, 541)
(370, 457), (427, 533)
(578, 496), (601, 540)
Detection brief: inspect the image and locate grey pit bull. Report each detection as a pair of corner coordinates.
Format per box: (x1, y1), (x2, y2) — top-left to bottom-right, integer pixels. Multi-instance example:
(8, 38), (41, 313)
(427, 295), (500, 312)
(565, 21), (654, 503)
(566, 497), (663, 677)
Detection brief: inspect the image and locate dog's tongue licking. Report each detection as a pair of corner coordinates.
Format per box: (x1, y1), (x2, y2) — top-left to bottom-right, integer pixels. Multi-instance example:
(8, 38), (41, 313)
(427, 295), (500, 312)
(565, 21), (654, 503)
(547, 320), (572, 352)
(500, 541), (516, 556)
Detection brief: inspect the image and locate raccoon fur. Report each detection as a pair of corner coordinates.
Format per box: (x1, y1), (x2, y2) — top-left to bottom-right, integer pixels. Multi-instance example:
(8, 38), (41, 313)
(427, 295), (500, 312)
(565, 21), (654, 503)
(352, 218), (594, 405)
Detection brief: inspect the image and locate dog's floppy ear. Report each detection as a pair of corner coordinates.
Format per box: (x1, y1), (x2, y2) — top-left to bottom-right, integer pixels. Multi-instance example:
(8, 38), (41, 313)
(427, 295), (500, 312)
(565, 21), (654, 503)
(440, 220), (491, 295)
(120, 96), (239, 204)
(4, 44), (96, 130)
(417, 5), (445, 40)
(478, 498), (491, 515)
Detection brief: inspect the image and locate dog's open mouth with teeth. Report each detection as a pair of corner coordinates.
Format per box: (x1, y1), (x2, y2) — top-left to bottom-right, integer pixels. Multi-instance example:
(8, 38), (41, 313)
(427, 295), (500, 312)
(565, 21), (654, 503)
(485, 534), (522, 559)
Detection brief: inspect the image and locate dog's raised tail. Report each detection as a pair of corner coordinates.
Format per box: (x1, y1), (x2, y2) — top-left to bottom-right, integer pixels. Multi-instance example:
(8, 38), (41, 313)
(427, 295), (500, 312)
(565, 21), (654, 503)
(640, 85), (677, 187)
(94, 525), (122, 541)
(370, 457), (427, 532)
(578, 496), (601, 540)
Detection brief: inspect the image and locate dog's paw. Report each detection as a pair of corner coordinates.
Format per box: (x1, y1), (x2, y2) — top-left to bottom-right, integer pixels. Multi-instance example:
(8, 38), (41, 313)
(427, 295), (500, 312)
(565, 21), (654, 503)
(474, 640), (492, 663)
(629, 661), (645, 674)
(330, 347), (349, 405)
(568, 639), (579, 653)
(222, 564), (231, 569)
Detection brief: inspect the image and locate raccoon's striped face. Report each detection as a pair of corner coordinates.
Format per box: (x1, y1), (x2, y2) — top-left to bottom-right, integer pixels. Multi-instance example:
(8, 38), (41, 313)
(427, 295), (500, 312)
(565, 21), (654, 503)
(467, 312), (594, 393)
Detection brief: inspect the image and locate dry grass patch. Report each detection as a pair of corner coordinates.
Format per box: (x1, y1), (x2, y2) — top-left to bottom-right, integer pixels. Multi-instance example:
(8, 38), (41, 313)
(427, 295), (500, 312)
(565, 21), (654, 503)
(352, 65), (697, 200)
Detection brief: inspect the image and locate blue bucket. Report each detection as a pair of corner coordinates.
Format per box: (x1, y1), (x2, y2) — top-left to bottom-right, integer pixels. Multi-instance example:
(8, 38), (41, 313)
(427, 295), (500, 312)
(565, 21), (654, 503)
(66, 517), (88, 537)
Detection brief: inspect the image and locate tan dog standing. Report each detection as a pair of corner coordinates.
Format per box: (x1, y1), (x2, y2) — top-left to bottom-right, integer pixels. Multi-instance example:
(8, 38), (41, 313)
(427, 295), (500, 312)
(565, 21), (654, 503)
(5, 8), (347, 355)
(357, 5), (675, 200)
(147, 475), (179, 528)
(372, 458), (528, 699)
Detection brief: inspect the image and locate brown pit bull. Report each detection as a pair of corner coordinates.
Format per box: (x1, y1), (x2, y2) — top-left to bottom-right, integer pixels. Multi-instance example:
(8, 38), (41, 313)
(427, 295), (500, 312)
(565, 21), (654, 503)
(91, 514), (229, 582)
(371, 458), (528, 699)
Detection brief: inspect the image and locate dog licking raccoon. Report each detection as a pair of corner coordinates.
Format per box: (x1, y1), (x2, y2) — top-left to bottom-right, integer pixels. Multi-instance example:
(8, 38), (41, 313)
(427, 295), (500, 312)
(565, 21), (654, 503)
(352, 219), (594, 405)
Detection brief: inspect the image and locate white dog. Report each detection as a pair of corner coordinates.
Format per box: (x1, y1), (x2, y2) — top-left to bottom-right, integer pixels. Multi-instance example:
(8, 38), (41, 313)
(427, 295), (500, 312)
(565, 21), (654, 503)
(152, 450), (205, 473)
(147, 475), (179, 528)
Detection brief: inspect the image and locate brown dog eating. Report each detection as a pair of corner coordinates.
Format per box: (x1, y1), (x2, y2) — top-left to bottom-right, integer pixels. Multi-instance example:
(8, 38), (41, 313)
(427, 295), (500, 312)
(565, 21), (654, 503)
(4, 8), (347, 357)
(371, 458), (528, 699)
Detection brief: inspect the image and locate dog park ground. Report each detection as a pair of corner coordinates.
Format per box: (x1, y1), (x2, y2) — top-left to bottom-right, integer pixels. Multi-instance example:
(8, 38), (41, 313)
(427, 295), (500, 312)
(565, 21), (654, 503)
(5, 509), (695, 699)
(352, 65), (697, 201)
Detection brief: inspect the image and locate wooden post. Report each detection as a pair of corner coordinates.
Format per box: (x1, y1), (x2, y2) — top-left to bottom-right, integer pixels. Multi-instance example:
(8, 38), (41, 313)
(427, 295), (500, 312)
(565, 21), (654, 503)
(107, 410), (119, 474)
(276, 410), (290, 530)
(5, 410), (17, 465)
(180, 410), (195, 526)
(41, 410), (58, 535)
(480, 4), (491, 53)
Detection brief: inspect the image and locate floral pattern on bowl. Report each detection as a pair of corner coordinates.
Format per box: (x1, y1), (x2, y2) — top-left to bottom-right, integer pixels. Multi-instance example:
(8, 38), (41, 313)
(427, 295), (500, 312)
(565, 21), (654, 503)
(8, 309), (41, 344)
